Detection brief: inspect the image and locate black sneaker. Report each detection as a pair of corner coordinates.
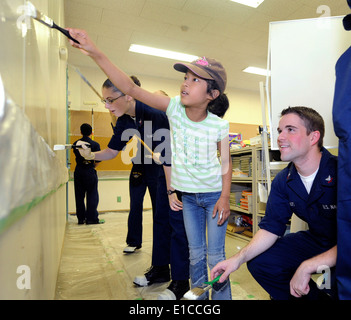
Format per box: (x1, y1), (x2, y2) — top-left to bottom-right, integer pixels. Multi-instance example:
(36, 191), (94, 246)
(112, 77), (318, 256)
(157, 280), (190, 300)
(133, 265), (170, 287)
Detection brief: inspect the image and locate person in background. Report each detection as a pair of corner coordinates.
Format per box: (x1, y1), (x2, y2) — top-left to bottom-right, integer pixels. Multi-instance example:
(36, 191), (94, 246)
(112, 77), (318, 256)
(73, 123), (102, 224)
(117, 76), (146, 254)
(124, 86), (172, 254)
(211, 107), (338, 300)
(110, 82), (172, 255)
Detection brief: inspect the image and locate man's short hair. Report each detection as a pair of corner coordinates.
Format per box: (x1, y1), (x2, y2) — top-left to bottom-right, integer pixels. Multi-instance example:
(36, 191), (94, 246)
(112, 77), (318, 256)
(80, 123), (92, 136)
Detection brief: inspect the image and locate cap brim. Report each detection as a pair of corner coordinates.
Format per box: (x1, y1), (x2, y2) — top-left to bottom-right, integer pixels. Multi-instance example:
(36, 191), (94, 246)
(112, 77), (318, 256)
(344, 14), (351, 30)
(173, 62), (214, 80)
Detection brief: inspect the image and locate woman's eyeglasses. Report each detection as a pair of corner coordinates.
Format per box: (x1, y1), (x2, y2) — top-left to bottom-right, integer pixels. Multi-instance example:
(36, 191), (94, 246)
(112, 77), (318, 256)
(101, 94), (125, 104)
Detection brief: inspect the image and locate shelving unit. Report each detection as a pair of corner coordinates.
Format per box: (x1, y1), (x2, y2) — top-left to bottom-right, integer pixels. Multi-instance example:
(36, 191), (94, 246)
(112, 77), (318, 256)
(228, 145), (285, 241)
(228, 146), (256, 242)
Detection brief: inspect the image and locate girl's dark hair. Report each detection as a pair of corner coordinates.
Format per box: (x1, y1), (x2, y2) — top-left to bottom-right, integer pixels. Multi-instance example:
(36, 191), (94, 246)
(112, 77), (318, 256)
(206, 79), (229, 118)
(281, 106), (325, 149)
(102, 75), (141, 93)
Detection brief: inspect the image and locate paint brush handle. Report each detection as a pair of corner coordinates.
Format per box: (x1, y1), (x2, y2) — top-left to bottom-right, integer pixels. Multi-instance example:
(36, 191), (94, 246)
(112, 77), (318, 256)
(73, 143), (91, 149)
(204, 274), (222, 287)
(133, 135), (162, 165)
(74, 67), (103, 100)
(53, 22), (80, 44)
(134, 135), (154, 155)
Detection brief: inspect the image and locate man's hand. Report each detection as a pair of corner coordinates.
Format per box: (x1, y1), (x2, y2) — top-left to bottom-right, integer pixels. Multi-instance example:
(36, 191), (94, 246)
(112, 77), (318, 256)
(210, 229), (279, 285)
(210, 256), (241, 284)
(290, 262), (312, 297)
(290, 246), (337, 298)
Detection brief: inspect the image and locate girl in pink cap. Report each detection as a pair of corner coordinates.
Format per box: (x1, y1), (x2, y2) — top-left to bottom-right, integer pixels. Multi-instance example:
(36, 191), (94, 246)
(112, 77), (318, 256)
(68, 28), (232, 300)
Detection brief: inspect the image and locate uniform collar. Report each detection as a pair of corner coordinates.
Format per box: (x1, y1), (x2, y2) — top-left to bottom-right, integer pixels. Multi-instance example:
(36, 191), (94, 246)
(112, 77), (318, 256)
(286, 148), (333, 180)
(286, 147), (336, 201)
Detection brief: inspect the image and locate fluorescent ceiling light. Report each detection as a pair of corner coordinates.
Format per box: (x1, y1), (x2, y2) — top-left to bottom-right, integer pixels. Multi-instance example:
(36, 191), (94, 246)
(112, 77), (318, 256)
(243, 66), (270, 76)
(129, 44), (198, 62)
(230, 0), (265, 8)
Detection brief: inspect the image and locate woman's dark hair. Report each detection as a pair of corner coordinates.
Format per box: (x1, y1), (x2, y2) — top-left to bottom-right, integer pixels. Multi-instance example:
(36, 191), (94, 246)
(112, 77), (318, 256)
(206, 79), (229, 118)
(102, 75), (141, 94)
(281, 106), (325, 149)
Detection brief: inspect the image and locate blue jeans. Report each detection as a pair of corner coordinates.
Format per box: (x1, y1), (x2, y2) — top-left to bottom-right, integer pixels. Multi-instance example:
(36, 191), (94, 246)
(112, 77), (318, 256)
(182, 192), (232, 300)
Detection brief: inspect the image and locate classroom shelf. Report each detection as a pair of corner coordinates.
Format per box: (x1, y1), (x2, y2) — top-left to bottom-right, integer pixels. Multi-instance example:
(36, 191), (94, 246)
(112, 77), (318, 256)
(228, 145), (284, 241)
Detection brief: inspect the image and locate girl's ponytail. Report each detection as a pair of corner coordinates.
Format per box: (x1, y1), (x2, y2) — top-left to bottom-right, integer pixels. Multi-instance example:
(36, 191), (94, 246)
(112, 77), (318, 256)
(206, 79), (229, 118)
(208, 93), (229, 118)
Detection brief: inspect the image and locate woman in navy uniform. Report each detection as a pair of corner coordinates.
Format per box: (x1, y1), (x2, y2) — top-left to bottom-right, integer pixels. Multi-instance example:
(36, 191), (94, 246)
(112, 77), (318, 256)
(73, 123), (101, 224)
(211, 107), (338, 300)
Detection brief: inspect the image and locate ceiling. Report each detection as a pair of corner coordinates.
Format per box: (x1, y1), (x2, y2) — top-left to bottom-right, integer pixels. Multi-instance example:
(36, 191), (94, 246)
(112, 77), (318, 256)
(64, 0), (351, 91)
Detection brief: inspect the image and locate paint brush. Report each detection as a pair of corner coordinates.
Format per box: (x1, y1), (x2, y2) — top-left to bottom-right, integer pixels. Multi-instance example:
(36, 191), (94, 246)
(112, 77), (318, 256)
(26, 1), (80, 44)
(183, 274), (222, 300)
(53, 144), (90, 151)
(134, 135), (154, 155)
(133, 135), (162, 165)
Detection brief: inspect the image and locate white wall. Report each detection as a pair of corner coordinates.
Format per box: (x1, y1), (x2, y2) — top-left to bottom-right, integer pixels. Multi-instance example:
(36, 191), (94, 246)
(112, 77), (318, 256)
(0, 0), (67, 299)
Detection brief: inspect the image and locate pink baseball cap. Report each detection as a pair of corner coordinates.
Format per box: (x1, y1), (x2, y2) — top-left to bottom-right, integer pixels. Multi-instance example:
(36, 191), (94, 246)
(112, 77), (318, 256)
(174, 57), (227, 93)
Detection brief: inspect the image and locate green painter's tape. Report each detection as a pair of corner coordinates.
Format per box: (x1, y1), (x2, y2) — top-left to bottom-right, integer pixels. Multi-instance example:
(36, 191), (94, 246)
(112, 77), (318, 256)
(0, 183), (66, 235)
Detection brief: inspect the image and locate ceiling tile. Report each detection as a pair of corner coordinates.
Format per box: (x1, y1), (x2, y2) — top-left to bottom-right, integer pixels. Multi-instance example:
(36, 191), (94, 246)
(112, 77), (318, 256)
(65, 0), (351, 91)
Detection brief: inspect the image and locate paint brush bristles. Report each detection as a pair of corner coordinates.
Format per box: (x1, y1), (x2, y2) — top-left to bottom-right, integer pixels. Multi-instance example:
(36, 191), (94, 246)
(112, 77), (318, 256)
(26, 1), (80, 43)
(183, 274), (222, 300)
(183, 283), (212, 300)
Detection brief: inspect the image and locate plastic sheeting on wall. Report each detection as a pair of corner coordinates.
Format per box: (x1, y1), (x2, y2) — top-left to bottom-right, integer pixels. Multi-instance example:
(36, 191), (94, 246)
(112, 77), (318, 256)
(0, 0), (68, 233)
(0, 81), (68, 233)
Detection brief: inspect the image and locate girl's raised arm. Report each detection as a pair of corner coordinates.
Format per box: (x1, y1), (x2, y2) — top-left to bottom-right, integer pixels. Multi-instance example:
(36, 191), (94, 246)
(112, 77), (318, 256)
(67, 28), (170, 112)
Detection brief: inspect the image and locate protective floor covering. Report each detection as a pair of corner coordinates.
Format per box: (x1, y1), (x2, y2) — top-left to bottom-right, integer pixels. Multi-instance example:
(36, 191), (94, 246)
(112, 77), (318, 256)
(55, 210), (269, 300)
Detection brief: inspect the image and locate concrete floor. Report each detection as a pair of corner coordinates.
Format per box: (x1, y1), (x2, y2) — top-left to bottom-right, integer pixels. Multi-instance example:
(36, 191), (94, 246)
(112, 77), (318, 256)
(55, 210), (269, 300)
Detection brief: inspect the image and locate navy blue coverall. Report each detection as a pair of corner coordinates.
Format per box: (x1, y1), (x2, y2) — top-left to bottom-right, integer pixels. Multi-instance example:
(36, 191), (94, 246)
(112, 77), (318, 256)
(108, 100), (189, 280)
(73, 136), (101, 224)
(247, 148), (338, 300)
(333, 45), (351, 299)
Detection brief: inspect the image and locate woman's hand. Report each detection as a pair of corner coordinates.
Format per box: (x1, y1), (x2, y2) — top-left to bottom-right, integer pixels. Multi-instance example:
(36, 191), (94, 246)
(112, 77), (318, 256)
(66, 28), (100, 58)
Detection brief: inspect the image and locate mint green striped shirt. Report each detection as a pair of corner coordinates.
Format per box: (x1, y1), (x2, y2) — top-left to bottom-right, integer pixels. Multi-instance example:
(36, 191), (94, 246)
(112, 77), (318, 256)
(166, 96), (229, 193)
